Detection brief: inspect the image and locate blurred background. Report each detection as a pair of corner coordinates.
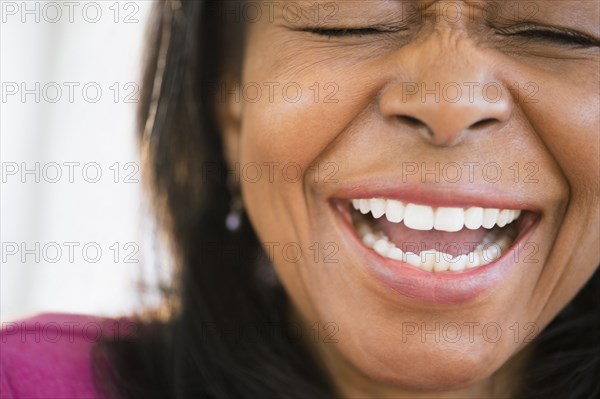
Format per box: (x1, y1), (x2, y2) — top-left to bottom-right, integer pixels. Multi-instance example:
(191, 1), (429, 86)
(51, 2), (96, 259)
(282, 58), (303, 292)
(1, 1), (169, 322)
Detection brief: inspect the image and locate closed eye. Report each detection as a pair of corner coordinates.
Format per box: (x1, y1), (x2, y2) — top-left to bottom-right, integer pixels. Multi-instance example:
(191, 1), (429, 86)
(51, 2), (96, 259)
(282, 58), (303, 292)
(497, 26), (600, 47)
(301, 27), (402, 38)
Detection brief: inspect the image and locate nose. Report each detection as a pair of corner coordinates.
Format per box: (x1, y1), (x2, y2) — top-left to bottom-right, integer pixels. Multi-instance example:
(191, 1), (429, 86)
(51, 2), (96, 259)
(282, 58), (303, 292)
(378, 35), (512, 147)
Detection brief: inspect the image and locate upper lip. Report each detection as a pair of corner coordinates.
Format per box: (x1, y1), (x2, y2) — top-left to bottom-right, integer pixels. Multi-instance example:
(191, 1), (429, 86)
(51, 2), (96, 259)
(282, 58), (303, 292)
(330, 179), (542, 213)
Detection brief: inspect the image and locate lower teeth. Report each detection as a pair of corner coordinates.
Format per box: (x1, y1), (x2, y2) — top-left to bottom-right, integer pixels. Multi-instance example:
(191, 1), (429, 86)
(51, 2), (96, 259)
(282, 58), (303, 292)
(355, 221), (515, 273)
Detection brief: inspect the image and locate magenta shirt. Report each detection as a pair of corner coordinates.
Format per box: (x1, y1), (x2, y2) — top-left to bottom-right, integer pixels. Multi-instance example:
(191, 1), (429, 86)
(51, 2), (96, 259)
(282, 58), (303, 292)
(1, 313), (127, 399)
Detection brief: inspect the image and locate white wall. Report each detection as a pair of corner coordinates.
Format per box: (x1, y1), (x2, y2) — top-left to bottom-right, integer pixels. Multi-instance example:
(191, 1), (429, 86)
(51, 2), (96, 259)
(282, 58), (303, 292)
(1, 1), (167, 322)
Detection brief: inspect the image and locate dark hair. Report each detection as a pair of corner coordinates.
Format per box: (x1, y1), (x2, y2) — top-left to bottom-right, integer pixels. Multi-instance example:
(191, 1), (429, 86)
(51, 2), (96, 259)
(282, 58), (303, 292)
(93, 1), (600, 398)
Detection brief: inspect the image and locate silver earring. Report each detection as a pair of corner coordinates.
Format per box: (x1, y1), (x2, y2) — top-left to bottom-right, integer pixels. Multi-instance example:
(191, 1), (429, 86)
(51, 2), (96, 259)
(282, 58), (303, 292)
(225, 194), (243, 232)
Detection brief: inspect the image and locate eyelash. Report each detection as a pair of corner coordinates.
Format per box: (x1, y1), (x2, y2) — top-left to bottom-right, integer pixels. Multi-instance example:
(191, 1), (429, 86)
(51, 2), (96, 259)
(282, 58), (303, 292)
(497, 27), (600, 47)
(305, 27), (396, 37)
(306, 27), (600, 47)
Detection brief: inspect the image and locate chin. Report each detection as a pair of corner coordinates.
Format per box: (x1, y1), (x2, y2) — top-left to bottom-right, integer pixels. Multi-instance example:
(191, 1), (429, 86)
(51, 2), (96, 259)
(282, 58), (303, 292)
(347, 337), (510, 392)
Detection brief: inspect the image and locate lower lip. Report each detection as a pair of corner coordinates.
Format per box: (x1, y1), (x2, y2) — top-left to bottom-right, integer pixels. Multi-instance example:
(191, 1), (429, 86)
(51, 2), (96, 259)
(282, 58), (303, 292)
(331, 201), (539, 305)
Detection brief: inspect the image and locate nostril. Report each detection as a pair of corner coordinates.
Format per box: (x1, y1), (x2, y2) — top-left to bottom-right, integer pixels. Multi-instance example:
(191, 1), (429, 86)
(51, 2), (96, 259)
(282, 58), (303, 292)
(398, 115), (426, 128)
(469, 118), (497, 130)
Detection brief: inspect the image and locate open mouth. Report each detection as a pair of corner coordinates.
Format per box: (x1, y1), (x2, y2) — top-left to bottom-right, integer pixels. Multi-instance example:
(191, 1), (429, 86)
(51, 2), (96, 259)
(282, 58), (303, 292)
(349, 198), (524, 273)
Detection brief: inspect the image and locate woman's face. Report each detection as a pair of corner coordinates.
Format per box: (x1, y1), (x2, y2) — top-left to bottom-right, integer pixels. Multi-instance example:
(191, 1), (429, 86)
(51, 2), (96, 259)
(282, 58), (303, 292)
(220, 0), (599, 395)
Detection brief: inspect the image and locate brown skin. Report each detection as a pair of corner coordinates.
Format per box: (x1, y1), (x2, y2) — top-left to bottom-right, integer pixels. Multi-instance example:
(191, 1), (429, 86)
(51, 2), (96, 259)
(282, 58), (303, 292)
(219, 1), (599, 398)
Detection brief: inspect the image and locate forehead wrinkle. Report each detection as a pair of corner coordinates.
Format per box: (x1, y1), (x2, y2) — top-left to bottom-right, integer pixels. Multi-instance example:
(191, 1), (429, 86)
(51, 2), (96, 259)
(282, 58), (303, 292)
(268, 0), (496, 27)
(415, 0), (498, 13)
(268, 1), (408, 28)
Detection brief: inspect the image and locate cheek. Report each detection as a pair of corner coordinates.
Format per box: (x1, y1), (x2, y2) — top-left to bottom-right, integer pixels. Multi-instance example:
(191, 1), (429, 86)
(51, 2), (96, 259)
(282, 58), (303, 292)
(511, 67), (600, 323)
(238, 25), (383, 173)
(236, 52), (374, 237)
(238, 80), (370, 169)
(525, 75), (599, 195)
(235, 40), (387, 335)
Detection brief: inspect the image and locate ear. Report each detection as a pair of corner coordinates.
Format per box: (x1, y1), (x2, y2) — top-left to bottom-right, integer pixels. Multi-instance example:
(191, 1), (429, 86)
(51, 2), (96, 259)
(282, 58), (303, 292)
(216, 78), (243, 172)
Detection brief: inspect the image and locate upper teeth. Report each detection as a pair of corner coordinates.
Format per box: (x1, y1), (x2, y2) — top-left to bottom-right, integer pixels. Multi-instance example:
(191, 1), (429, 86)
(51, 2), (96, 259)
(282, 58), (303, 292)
(351, 198), (521, 232)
